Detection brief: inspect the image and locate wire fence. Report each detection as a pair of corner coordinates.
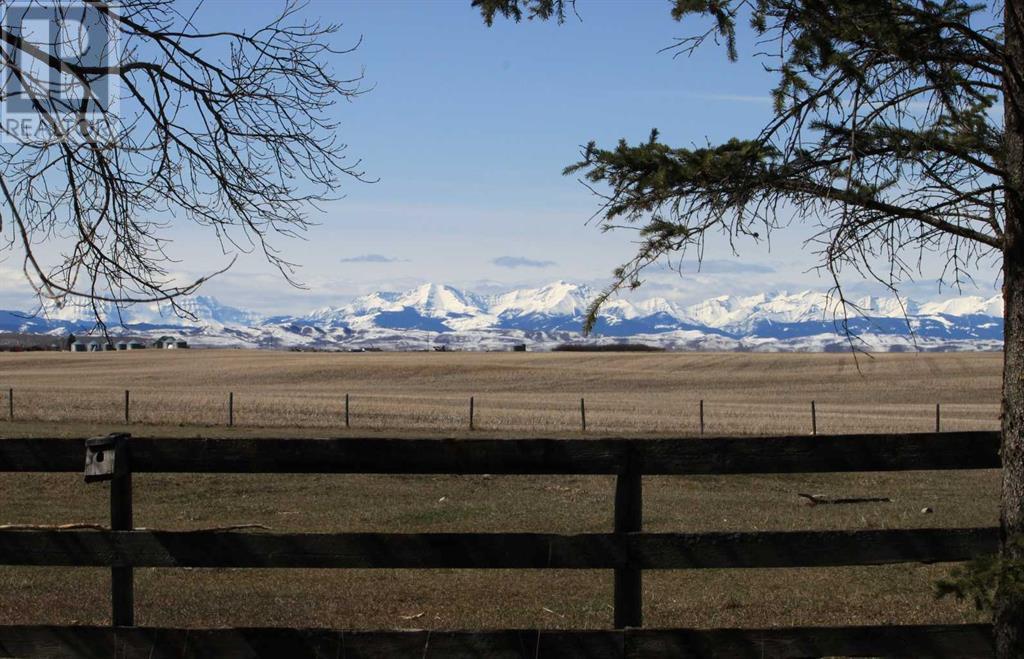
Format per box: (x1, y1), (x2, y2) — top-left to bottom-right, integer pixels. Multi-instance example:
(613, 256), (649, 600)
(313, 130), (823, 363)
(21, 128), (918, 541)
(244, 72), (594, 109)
(0, 387), (1002, 435)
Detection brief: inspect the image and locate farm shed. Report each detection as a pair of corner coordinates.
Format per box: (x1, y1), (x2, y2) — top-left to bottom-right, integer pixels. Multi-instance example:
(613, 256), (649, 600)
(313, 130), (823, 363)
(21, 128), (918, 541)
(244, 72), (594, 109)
(68, 338), (116, 352)
(127, 341), (147, 350)
(152, 335), (189, 349)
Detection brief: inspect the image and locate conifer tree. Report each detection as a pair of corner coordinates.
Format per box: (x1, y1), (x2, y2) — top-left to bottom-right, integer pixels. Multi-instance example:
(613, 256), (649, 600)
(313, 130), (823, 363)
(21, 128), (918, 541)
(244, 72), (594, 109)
(475, 1), (1023, 655)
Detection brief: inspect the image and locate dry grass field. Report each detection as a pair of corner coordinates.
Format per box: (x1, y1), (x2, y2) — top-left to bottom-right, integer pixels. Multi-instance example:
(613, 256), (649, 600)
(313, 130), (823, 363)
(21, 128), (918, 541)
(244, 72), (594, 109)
(0, 349), (1004, 434)
(0, 350), (1005, 632)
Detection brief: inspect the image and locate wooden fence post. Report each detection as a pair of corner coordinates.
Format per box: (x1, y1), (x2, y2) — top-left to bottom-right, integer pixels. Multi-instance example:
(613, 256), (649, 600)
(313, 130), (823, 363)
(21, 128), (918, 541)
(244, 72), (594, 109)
(580, 398), (587, 433)
(345, 394), (350, 429)
(936, 402), (941, 432)
(614, 448), (642, 628)
(699, 400), (704, 436)
(811, 401), (817, 436)
(110, 436), (134, 626)
(228, 392), (234, 427)
(124, 390), (130, 424)
(469, 396), (475, 431)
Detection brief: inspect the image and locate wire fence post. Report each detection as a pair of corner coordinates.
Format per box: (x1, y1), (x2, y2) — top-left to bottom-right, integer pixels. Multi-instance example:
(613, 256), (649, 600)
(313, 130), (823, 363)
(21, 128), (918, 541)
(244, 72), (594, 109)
(124, 390), (130, 424)
(811, 400), (817, 436)
(936, 402), (941, 432)
(345, 394), (350, 429)
(469, 396), (475, 431)
(580, 397), (587, 433)
(699, 399), (704, 436)
(228, 392), (234, 427)
(7, 388), (11, 422)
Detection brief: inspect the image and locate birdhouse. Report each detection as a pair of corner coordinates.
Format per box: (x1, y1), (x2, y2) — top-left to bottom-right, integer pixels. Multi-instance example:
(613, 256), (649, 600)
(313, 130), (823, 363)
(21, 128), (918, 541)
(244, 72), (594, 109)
(84, 433), (131, 483)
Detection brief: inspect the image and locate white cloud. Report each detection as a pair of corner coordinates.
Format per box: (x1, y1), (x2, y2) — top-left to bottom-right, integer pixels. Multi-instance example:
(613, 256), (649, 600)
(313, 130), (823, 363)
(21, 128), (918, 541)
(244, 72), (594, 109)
(492, 256), (557, 269)
(339, 254), (406, 263)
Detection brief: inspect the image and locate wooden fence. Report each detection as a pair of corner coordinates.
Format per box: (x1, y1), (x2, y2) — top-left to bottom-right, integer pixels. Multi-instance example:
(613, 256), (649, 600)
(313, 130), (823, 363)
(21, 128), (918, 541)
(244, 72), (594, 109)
(0, 431), (1004, 658)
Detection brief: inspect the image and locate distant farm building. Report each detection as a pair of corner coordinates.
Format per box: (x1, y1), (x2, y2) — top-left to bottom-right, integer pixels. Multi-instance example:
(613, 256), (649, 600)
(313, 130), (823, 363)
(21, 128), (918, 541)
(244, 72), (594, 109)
(70, 339), (113, 352)
(153, 335), (188, 349)
(67, 336), (187, 352)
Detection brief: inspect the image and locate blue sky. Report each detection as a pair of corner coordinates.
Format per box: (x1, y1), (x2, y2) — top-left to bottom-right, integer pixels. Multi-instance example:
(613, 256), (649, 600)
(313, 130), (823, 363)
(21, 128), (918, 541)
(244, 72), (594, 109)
(0, 0), (1003, 312)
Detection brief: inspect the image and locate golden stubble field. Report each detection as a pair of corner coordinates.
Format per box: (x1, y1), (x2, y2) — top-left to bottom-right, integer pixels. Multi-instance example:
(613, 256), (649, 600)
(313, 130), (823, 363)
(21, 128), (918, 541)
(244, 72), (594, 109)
(0, 349), (1004, 434)
(0, 350), (1006, 631)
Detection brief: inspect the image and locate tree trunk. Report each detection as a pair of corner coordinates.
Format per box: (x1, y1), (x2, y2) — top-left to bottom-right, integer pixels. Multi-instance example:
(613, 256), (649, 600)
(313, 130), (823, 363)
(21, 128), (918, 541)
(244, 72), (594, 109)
(997, 2), (1024, 656)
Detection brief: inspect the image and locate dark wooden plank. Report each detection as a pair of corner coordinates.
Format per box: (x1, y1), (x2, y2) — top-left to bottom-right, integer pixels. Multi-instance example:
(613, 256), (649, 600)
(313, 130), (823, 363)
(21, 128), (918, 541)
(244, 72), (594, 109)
(635, 431), (1001, 475)
(128, 437), (631, 474)
(629, 624), (994, 658)
(0, 432), (1000, 474)
(0, 438), (82, 472)
(0, 528), (997, 569)
(0, 437), (629, 474)
(0, 626), (622, 659)
(0, 624), (992, 658)
(632, 527), (999, 569)
(0, 530), (625, 568)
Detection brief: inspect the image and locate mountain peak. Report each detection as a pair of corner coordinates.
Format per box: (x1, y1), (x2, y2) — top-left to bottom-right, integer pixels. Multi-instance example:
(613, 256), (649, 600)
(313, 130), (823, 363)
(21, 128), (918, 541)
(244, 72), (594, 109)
(919, 295), (1003, 317)
(7, 281), (1005, 352)
(396, 283), (482, 317)
(490, 280), (593, 317)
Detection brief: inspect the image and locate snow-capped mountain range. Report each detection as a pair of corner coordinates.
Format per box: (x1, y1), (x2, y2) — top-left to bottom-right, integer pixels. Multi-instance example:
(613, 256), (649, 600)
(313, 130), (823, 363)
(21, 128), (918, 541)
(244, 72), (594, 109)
(0, 281), (1006, 352)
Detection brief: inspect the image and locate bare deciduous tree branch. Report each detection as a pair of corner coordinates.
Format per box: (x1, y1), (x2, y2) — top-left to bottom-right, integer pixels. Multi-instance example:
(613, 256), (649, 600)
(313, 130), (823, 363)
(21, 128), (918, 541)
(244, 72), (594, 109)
(0, 0), (368, 325)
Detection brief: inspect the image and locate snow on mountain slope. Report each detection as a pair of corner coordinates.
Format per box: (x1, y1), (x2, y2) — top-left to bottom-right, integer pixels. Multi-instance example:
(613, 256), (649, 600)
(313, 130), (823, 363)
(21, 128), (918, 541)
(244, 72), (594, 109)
(39, 296), (260, 328)
(396, 283), (484, 316)
(305, 284), (487, 332)
(682, 293), (769, 328)
(853, 295), (920, 318)
(338, 284), (483, 317)
(919, 295), (1003, 317)
(3, 281), (1006, 352)
(489, 281), (592, 317)
(682, 290), (837, 331)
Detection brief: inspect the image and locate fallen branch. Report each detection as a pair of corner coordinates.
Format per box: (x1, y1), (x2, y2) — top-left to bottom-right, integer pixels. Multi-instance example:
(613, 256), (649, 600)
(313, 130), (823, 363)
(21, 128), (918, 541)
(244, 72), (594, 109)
(0, 523), (106, 531)
(797, 493), (892, 506)
(0, 523), (270, 532)
(180, 524), (270, 533)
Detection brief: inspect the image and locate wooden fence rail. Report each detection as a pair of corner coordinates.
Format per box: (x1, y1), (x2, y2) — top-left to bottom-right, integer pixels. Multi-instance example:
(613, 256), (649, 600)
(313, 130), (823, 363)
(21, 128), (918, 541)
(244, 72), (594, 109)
(0, 527), (999, 569)
(0, 431), (1004, 658)
(0, 624), (997, 659)
(0, 431), (1001, 474)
